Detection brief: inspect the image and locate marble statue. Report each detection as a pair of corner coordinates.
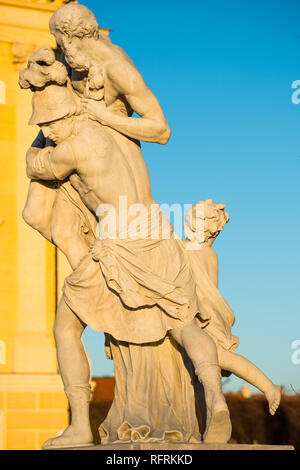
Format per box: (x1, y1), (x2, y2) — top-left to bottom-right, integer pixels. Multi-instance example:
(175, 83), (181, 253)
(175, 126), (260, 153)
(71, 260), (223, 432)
(18, 3), (281, 450)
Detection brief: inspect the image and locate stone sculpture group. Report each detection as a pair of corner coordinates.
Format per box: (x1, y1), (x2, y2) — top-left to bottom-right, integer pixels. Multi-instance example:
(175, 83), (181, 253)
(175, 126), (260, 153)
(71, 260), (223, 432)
(19, 4), (281, 449)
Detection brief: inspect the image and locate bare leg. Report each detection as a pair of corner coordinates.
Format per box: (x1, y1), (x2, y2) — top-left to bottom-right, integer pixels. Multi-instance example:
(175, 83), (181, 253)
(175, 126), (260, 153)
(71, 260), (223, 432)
(217, 347), (281, 415)
(38, 187), (97, 449)
(170, 319), (231, 443)
(23, 180), (57, 242)
(42, 298), (93, 449)
(50, 187), (92, 270)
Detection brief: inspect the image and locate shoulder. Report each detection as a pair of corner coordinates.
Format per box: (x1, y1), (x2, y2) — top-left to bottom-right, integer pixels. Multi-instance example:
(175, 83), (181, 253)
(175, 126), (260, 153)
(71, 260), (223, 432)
(106, 59), (145, 93)
(50, 138), (77, 169)
(204, 245), (218, 266)
(57, 133), (84, 161)
(53, 138), (74, 157)
(75, 122), (107, 141)
(54, 136), (75, 154)
(193, 245), (218, 271)
(66, 124), (109, 156)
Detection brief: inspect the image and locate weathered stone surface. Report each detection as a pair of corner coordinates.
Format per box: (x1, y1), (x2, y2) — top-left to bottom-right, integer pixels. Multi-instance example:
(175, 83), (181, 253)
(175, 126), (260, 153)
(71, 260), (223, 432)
(19, 2), (285, 451)
(59, 442), (295, 451)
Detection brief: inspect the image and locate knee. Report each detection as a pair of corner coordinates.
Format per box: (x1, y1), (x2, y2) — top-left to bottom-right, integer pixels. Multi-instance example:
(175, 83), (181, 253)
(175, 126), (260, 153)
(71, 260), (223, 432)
(23, 205), (52, 242)
(22, 205), (32, 226)
(22, 205), (44, 231)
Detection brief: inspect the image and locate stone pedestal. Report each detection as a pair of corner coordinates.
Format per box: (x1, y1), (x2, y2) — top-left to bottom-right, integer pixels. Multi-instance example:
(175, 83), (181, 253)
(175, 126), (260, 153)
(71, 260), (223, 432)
(62, 442), (295, 451)
(0, 374), (68, 450)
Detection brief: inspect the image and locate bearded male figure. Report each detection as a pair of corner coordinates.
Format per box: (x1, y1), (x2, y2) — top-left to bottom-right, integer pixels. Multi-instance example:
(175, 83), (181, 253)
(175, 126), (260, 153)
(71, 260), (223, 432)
(20, 4), (233, 449)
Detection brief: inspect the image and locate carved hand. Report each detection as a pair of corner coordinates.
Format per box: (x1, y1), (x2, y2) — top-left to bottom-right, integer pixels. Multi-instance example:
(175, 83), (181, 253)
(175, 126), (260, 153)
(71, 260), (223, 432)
(81, 98), (109, 125)
(26, 146), (51, 172)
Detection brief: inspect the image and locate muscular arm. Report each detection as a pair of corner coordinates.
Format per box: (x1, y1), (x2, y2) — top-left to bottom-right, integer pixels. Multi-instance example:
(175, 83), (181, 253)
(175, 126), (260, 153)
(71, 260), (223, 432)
(26, 146), (55, 180)
(23, 132), (58, 240)
(84, 61), (171, 144)
(26, 139), (76, 181)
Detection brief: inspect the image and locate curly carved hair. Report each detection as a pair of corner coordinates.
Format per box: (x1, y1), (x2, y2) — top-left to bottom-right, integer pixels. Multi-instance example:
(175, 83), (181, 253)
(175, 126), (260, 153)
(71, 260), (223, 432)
(49, 4), (99, 40)
(185, 199), (229, 243)
(18, 47), (68, 90)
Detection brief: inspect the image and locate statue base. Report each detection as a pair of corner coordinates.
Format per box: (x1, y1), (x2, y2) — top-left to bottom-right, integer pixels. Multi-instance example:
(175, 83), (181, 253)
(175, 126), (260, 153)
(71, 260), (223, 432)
(58, 442), (294, 451)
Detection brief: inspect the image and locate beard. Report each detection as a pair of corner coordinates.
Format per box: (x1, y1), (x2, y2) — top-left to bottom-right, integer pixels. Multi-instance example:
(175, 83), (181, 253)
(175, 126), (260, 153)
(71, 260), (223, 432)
(65, 49), (89, 72)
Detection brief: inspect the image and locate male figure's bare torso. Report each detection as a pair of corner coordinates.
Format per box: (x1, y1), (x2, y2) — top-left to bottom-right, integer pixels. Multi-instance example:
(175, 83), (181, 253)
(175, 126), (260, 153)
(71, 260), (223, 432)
(52, 119), (153, 215)
(48, 32), (169, 223)
(23, 27), (169, 270)
(56, 29), (170, 203)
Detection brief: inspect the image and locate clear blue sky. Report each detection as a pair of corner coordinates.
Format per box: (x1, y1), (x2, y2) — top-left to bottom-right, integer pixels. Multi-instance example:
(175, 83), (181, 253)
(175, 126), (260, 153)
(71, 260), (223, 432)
(80, 0), (300, 393)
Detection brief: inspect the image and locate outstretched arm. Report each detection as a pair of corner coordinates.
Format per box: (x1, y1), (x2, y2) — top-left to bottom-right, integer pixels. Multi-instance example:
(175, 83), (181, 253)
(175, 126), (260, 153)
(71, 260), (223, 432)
(26, 139), (76, 181)
(82, 61), (171, 145)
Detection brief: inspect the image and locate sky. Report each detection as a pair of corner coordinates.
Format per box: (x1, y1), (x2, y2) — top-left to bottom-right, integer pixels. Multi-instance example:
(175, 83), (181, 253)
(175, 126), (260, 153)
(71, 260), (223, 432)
(80, 0), (300, 393)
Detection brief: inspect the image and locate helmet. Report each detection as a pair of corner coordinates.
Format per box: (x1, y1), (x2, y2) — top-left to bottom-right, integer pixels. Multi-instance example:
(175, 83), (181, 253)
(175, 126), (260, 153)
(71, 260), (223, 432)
(29, 83), (77, 125)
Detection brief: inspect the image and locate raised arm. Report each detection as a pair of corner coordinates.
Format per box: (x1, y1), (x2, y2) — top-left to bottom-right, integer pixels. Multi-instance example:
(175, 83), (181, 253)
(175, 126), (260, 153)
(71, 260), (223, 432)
(82, 61), (171, 145)
(26, 139), (76, 181)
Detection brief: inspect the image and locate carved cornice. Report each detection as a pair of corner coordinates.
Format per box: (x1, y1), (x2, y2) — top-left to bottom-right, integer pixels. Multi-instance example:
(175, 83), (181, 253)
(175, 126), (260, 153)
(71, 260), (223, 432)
(0, 2), (58, 47)
(0, 1), (111, 66)
(0, 1), (74, 13)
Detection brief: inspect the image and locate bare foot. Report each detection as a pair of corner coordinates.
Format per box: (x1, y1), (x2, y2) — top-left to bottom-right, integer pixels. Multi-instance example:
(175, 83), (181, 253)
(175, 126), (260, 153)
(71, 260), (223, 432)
(203, 391), (232, 443)
(42, 425), (93, 450)
(265, 384), (281, 415)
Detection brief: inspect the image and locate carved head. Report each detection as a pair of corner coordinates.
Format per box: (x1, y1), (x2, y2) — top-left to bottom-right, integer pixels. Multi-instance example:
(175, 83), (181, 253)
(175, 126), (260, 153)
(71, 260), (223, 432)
(30, 83), (77, 144)
(19, 47), (78, 143)
(184, 199), (229, 246)
(19, 48), (68, 90)
(49, 4), (99, 72)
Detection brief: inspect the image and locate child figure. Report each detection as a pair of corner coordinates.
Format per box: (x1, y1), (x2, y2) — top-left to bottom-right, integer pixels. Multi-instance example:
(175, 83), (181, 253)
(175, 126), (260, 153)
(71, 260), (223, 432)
(184, 199), (281, 416)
